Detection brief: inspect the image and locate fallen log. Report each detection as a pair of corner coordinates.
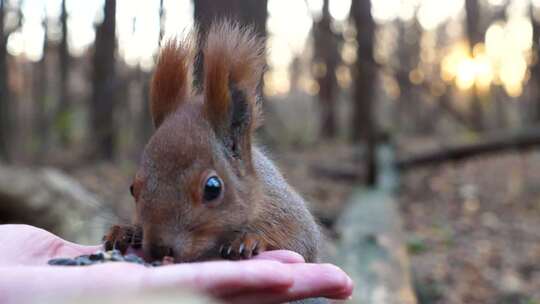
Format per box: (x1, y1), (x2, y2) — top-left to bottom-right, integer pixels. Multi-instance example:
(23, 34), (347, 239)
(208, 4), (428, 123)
(0, 165), (112, 244)
(397, 127), (540, 170)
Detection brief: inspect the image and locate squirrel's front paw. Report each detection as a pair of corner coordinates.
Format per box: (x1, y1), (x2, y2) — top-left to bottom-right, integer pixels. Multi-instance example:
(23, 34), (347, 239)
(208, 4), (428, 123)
(220, 232), (267, 260)
(103, 225), (143, 254)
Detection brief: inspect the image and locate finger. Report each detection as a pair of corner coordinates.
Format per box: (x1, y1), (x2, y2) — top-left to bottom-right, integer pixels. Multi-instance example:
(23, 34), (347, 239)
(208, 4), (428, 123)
(44, 237), (102, 259)
(0, 224), (102, 266)
(18, 225), (103, 255)
(253, 250), (305, 264)
(144, 259), (294, 297)
(284, 263), (354, 300)
(14, 223), (104, 255)
(222, 263), (353, 304)
(67, 244), (104, 255)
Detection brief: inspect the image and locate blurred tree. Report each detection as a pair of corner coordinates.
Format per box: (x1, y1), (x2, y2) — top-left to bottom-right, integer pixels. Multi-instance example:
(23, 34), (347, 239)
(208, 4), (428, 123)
(427, 23), (476, 131)
(236, 0), (268, 102)
(313, 0), (340, 138)
(193, 0), (267, 46)
(0, 0), (22, 162)
(193, 0), (268, 88)
(531, 4), (540, 122)
(465, 0), (483, 47)
(236, 0), (267, 39)
(91, 0), (117, 160)
(138, 72), (152, 147)
(350, 0), (377, 186)
(193, 0), (239, 88)
(490, 2), (509, 128)
(158, 0), (164, 45)
(465, 0), (485, 131)
(56, 0), (71, 145)
(33, 5), (49, 155)
(138, 10), (154, 151)
(0, 0), (9, 161)
(394, 18), (422, 133)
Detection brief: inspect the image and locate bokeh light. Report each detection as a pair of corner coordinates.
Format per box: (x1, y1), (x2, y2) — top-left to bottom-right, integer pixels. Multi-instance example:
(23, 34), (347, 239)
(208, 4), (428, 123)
(440, 12), (532, 97)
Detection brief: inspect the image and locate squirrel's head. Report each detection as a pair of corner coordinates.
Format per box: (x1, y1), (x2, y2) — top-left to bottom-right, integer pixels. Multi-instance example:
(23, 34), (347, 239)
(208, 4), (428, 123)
(131, 21), (265, 262)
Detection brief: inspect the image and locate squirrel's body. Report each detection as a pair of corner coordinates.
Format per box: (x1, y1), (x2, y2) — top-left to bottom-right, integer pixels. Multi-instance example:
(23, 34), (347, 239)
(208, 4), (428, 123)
(104, 21), (322, 264)
(251, 147), (321, 262)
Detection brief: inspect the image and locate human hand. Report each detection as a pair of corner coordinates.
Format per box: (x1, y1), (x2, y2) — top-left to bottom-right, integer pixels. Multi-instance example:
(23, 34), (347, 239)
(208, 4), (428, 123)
(0, 224), (353, 303)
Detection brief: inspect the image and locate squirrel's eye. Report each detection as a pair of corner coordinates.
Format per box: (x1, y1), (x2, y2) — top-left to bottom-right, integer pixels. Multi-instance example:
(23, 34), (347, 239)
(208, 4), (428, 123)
(203, 176), (222, 202)
(129, 184), (135, 197)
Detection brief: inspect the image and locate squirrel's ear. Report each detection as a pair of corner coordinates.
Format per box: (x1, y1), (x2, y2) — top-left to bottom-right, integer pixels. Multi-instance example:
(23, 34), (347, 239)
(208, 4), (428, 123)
(203, 21), (264, 159)
(150, 33), (196, 128)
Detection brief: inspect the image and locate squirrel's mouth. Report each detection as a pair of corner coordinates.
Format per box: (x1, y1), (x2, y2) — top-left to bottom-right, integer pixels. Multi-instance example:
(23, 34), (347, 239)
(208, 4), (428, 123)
(138, 243), (209, 264)
(139, 232), (227, 264)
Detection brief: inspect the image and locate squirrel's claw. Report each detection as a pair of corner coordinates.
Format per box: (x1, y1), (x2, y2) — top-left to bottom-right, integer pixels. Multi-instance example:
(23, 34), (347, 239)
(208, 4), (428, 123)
(220, 232), (265, 260)
(103, 225), (143, 254)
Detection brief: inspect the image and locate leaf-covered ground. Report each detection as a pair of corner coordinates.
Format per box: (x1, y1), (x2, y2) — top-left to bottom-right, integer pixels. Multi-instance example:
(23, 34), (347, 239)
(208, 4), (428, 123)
(400, 152), (540, 304)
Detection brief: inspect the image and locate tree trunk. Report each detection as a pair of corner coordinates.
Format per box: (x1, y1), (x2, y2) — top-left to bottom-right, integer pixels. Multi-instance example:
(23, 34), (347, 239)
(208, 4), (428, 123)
(313, 0), (339, 138)
(33, 11), (49, 157)
(192, 0), (268, 88)
(236, 0), (268, 106)
(350, 0), (377, 186)
(194, 0), (239, 88)
(397, 126), (540, 170)
(395, 20), (422, 133)
(158, 0), (164, 45)
(138, 71), (153, 152)
(237, 0), (268, 38)
(0, 0), (9, 161)
(531, 4), (540, 123)
(56, 0), (71, 145)
(465, 0), (485, 131)
(91, 0), (117, 160)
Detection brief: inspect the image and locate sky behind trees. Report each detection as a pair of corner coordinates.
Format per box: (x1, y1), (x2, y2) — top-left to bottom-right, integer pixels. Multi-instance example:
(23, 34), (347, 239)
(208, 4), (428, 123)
(8, 0), (535, 98)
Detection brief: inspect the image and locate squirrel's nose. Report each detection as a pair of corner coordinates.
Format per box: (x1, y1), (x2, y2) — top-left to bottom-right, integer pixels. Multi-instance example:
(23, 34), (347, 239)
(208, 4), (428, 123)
(146, 244), (174, 261)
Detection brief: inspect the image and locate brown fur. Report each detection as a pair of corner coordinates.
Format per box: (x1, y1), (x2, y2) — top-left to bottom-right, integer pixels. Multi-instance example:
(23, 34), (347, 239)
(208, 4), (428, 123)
(150, 33), (196, 127)
(203, 21), (264, 132)
(104, 21), (321, 263)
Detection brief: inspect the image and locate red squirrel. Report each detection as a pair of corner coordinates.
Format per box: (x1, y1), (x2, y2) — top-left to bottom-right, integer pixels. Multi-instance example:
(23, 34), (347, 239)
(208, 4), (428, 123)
(103, 21), (322, 264)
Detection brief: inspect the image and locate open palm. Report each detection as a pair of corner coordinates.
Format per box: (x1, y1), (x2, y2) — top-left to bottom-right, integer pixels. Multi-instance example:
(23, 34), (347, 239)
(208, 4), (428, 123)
(0, 225), (352, 303)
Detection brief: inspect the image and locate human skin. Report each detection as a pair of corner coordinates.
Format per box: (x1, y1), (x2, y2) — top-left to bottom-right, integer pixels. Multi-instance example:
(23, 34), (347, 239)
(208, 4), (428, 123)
(0, 225), (353, 304)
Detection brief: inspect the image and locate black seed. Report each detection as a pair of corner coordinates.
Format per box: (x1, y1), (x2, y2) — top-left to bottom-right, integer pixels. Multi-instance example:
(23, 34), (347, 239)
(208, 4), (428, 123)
(124, 254), (145, 264)
(88, 252), (105, 261)
(110, 251), (124, 261)
(75, 257), (94, 266)
(48, 258), (78, 266)
(48, 249), (153, 267)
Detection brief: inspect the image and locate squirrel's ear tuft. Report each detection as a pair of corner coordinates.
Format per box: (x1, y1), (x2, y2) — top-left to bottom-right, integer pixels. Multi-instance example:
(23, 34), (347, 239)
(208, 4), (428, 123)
(203, 21), (265, 159)
(150, 32), (196, 128)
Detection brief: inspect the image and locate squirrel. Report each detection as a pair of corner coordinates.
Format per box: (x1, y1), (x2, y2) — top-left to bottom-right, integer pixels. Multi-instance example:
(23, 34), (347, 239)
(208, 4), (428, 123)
(103, 21), (322, 265)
